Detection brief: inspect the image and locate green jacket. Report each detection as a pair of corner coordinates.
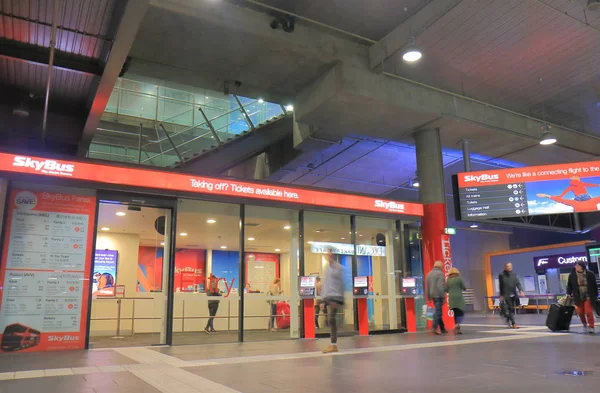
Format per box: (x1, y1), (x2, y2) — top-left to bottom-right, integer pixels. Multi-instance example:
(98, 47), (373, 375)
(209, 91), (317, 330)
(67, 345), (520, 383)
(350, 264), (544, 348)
(445, 275), (467, 311)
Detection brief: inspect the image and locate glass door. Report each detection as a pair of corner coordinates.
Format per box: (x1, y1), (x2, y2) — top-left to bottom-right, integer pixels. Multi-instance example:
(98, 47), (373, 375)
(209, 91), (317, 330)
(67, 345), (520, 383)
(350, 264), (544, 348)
(88, 194), (175, 348)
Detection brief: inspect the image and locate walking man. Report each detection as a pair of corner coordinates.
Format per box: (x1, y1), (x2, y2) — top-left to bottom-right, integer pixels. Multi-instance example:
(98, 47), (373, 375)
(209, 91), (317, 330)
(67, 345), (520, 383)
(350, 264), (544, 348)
(426, 261), (447, 335)
(499, 263), (525, 329)
(321, 248), (345, 353)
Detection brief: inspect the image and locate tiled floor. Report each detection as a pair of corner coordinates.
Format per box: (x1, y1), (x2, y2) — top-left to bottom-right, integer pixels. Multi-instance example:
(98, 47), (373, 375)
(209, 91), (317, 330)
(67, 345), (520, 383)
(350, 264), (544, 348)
(1, 314), (598, 393)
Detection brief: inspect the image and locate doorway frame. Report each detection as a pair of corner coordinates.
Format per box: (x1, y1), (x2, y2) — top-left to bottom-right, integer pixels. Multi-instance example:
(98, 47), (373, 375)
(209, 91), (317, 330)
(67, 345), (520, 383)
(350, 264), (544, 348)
(87, 191), (178, 348)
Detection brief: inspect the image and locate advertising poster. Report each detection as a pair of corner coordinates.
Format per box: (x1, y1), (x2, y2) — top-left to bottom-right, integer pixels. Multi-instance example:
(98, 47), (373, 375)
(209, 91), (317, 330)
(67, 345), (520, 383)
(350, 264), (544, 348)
(137, 246), (164, 292)
(0, 189), (96, 352)
(92, 250), (118, 296)
(245, 253), (279, 293)
(174, 249), (206, 293)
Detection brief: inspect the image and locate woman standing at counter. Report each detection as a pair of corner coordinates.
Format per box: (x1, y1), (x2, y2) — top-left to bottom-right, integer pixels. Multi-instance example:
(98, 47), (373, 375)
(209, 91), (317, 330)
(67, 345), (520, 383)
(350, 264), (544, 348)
(205, 274), (221, 334)
(268, 278), (282, 330)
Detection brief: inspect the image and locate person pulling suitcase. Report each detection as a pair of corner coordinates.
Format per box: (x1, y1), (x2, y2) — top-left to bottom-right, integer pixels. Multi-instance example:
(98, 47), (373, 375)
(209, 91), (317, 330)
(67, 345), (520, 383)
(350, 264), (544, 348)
(567, 262), (598, 334)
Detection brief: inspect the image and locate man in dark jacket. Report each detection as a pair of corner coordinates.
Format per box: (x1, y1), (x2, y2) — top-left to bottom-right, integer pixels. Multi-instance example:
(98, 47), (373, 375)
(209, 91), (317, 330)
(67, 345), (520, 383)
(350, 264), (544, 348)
(426, 261), (447, 335)
(499, 263), (525, 329)
(567, 262), (598, 334)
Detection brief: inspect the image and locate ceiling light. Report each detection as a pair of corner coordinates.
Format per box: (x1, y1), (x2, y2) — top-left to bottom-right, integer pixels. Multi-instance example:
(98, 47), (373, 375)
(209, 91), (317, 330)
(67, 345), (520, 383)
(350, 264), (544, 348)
(307, 241), (314, 244)
(220, 246), (227, 249)
(160, 242), (165, 246)
(206, 219), (216, 224)
(285, 104), (294, 112)
(411, 176), (420, 188)
(283, 225), (291, 230)
(359, 234), (363, 237)
(179, 232), (188, 237)
(247, 237), (255, 241)
(116, 211), (126, 217)
(275, 248), (281, 252)
(258, 98), (264, 104)
(470, 224), (479, 228)
(402, 37), (422, 63)
(539, 124), (556, 145)
(341, 237), (345, 240)
(101, 227), (110, 231)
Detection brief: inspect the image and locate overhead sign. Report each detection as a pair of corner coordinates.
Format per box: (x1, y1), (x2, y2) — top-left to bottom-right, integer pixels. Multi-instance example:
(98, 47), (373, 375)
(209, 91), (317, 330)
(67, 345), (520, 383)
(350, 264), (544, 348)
(310, 242), (386, 257)
(456, 160), (600, 219)
(533, 252), (587, 270)
(0, 154), (423, 217)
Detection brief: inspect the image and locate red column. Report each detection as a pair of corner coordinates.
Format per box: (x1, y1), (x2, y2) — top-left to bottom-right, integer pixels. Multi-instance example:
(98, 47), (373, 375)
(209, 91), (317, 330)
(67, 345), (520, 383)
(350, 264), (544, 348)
(303, 299), (315, 339)
(405, 297), (417, 332)
(356, 298), (369, 336)
(422, 203), (455, 330)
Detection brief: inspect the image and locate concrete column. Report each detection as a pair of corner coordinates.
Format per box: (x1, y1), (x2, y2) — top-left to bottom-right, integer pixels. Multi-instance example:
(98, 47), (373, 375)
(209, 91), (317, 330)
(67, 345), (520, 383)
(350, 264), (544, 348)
(462, 139), (471, 172)
(414, 128), (454, 330)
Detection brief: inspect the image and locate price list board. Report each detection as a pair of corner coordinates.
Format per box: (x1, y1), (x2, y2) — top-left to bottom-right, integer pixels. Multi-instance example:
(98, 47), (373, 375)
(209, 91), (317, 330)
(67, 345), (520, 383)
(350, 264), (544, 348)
(458, 183), (529, 219)
(0, 189), (96, 352)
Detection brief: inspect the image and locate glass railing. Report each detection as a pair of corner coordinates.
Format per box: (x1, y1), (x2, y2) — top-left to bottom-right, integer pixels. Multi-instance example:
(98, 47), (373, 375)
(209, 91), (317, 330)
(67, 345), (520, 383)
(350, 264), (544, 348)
(89, 78), (289, 167)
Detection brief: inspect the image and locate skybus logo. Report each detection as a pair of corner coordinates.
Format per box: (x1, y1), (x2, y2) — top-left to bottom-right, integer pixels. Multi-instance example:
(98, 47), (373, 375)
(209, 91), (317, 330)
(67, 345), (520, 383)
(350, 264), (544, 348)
(463, 174), (499, 184)
(12, 156), (75, 176)
(374, 200), (405, 212)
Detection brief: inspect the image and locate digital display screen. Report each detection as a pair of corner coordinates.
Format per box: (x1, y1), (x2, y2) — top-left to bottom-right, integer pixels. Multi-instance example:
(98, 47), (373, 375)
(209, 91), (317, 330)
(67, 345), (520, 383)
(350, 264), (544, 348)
(402, 277), (416, 288)
(455, 160), (600, 220)
(300, 276), (316, 288)
(93, 250), (118, 297)
(354, 276), (368, 288)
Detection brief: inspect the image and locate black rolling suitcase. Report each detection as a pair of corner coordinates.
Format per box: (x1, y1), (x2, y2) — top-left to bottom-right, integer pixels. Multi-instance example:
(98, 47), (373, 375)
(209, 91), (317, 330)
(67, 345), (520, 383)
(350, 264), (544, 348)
(546, 304), (574, 332)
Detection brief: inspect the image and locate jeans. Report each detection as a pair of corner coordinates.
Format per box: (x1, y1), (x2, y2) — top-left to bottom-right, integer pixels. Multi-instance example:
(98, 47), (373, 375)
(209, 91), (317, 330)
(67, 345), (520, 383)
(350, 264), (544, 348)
(432, 298), (446, 332)
(206, 300), (219, 330)
(452, 308), (464, 325)
(576, 299), (595, 328)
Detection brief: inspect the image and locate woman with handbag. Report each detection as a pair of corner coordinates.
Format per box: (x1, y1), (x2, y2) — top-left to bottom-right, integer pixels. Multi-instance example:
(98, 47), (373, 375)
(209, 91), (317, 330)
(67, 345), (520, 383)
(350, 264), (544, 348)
(567, 262), (598, 334)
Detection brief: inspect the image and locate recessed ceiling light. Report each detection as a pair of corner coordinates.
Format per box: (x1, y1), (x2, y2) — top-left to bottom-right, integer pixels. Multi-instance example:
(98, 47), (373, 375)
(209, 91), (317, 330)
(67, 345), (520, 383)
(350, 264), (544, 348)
(359, 234), (363, 237)
(206, 219), (217, 224)
(275, 248), (281, 252)
(160, 242), (165, 246)
(220, 246), (227, 249)
(179, 232), (188, 237)
(284, 225), (291, 230)
(101, 227), (110, 231)
(307, 241), (314, 244)
(247, 237), (255, 241)
(258, 98), (264, 104)
(341, 237), (345, 240)
(116, 212), (126, 217)
(470, 224), (479, 228)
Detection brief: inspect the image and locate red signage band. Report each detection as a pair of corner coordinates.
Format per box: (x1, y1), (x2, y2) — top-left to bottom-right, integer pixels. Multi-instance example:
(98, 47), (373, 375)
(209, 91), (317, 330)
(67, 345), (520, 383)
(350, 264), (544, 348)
(0, 154), (423, 217)
(458, 160), (600, 188)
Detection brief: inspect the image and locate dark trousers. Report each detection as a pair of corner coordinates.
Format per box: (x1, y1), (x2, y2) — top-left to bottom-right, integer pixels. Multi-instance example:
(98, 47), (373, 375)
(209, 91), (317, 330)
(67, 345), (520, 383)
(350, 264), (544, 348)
(503, 297), (516, 326)
(206, 301), (219, 330)
(270, 302), (277, 329)
(432, 298), (446, 332)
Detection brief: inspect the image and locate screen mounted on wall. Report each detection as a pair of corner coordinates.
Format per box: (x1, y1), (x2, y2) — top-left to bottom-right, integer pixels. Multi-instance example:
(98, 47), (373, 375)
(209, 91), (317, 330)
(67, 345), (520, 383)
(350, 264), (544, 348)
(454, 160), (600, 220)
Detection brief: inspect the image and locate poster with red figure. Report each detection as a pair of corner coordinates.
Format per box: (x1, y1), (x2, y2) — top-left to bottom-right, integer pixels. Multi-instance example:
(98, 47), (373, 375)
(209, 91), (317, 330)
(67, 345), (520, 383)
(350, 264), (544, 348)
(137, 247), (206, 293)
(0, 189), (96, 352)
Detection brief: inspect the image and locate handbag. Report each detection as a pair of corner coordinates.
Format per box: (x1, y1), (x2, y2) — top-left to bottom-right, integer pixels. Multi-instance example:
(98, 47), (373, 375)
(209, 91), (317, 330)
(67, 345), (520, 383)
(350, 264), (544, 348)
(424, 305), (435, 321)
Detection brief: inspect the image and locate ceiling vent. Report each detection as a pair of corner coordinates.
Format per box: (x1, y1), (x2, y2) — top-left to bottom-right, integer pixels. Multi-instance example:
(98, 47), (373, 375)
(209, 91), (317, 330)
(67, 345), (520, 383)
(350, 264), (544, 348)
(588, 0), (600, 10)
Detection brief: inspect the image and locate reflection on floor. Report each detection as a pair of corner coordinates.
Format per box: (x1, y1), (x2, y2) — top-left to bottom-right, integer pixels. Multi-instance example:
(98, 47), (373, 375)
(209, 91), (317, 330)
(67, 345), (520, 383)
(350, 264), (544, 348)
(90, 330), (295, 348)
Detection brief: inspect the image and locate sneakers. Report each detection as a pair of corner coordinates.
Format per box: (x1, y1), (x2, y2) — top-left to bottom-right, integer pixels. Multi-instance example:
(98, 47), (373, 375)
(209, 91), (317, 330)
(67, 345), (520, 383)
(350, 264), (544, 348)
(588, 326), (595, 335)
(511, 324), (520, 329)
(322, 345), (339, 354)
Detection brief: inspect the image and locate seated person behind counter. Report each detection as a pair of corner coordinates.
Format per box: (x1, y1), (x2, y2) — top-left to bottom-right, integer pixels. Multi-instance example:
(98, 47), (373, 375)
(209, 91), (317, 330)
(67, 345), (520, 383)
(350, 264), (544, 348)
(244, 283), (261, 293)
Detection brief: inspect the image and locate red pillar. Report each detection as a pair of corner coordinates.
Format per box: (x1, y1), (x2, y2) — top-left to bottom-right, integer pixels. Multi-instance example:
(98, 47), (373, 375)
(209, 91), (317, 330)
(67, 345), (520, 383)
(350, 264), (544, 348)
(303, 299), (315, 339)
(422, 203), (454, 330)
(356, 298), (369, 336)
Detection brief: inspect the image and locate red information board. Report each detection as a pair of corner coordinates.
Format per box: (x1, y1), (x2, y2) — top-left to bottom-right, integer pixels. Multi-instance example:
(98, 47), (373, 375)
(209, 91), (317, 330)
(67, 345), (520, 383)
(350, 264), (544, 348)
(0, 189), (96, 352)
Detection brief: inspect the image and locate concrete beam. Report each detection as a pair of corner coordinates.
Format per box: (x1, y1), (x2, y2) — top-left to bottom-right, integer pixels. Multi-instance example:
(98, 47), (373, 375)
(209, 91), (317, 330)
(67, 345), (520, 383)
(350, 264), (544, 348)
(79, 0), (151, 153)
(149, 0), (367, 64)
(294, 62), (600, 157)
(369, 0), (463, 70)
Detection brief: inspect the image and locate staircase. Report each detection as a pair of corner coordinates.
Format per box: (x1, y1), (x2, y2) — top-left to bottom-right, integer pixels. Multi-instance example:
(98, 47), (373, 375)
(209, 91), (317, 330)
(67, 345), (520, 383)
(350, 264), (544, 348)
(88, 78), (292, 171)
